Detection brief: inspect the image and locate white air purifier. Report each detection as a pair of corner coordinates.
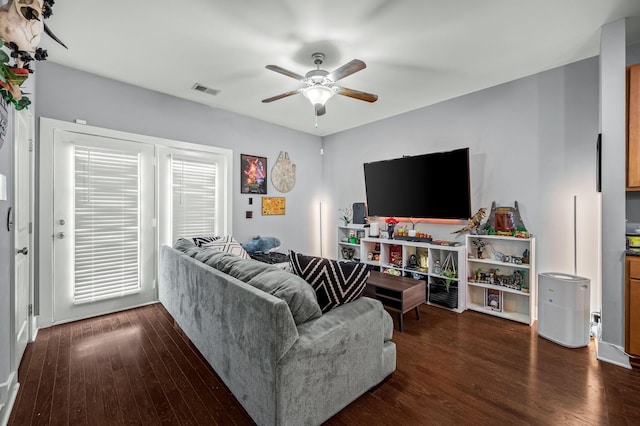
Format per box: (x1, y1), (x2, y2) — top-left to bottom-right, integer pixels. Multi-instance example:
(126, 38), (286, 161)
(537, 272), (590, 348)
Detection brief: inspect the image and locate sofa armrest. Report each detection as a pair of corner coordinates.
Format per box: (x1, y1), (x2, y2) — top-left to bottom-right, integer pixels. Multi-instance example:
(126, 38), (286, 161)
(275, 297), (396, 425)
(159, 245), (300, 425)
(287, 297), (390, 351)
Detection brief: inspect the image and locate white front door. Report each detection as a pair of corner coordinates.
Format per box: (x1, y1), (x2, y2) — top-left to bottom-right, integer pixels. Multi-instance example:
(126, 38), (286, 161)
(52, 131), (155, 323)
(14, 109), (33, 365)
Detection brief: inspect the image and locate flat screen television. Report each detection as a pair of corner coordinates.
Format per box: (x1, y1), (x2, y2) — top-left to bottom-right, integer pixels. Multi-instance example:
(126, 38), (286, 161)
(363, 148), (471, 220)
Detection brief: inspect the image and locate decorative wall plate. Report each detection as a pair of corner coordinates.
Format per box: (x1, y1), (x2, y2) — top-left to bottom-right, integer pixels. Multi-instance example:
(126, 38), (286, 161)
(271, 151), (296, 193)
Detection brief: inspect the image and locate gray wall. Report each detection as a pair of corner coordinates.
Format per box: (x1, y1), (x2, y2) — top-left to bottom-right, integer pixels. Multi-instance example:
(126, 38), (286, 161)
(600, 19), (628, 350)
(35, 62), (323, 254)
(323, 57), (601, 312)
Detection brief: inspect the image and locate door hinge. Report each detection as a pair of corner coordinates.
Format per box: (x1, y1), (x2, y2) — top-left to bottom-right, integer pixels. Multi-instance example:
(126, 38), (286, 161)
(28, 304), (33, 316)
(29, 222), (32, 234)
(28, 141), (33, 152)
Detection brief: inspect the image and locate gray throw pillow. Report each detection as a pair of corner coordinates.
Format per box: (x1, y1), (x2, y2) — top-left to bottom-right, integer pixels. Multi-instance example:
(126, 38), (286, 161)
(289, 251), (370, 313)
(247, 269), (322, 325)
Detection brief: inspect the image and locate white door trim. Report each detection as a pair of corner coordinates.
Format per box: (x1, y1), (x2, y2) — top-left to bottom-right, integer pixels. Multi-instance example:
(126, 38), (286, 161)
(12, 109), (34, 368)
(38, 118), (233, 328)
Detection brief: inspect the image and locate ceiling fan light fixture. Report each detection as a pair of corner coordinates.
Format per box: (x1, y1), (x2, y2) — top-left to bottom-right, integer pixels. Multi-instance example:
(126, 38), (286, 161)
(302, 85), (334, 107)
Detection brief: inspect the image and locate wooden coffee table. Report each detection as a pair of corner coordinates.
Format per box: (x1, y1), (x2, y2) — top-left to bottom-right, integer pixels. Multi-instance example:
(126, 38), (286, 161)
(363, 271), (426, 331)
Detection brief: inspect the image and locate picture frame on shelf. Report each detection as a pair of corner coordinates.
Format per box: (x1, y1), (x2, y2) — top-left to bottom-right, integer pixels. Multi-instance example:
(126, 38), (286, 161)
(485, 288), (503, 312)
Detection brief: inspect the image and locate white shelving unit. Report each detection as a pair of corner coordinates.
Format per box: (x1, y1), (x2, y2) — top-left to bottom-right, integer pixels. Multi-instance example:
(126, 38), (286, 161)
(360, 237), (466, 312)
(465, 234), (536, 325)
(427, 244), (466, 313)
(337, 224), (367, 262)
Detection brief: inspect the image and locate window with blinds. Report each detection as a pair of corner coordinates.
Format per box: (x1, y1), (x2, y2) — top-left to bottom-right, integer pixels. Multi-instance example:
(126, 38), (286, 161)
(74, 146), (141, 304)
(172, 157), (217, 240)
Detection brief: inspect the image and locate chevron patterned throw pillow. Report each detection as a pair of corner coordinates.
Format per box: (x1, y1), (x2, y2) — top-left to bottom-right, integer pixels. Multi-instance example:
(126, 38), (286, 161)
(191, 235), (223, 247)
(289, 251), (370, 313)
(202, 235), (251, 259)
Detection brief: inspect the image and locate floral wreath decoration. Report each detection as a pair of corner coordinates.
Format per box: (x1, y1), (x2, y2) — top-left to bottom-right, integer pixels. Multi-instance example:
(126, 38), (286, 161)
(0, 0), (66, 110)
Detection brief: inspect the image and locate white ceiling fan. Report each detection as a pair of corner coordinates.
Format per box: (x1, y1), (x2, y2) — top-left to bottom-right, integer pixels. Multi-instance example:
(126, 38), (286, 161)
(262, 52), (378, 117)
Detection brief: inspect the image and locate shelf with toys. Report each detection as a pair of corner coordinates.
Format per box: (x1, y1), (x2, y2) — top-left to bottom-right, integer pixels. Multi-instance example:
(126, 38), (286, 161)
(337, 224), (367, 262)
(464, 202), (536, 325)
(360, 235), (466, 313)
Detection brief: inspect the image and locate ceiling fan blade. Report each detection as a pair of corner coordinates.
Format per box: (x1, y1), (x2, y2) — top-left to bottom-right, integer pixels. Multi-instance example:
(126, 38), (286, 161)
(262, 89), (301, 103)
(327, 59), (366, 82)
(315, 104), (326, 116)
(336, 87), (378, 103)
(265, 65), (305, 81)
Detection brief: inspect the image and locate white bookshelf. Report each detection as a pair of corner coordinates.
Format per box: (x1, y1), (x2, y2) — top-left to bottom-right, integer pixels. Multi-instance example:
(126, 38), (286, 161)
(361, 237), (466, 313)
(465, 234), (536, 325)
(337, 224), (366, 262)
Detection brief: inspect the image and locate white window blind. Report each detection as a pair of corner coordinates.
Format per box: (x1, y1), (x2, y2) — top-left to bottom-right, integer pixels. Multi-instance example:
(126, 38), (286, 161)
(74, 145), (141, 304)
(172, 157), (217, 240)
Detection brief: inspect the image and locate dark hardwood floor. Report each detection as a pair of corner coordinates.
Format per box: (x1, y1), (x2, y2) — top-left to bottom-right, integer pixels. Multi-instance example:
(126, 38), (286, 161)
(8, 302), (640, 425)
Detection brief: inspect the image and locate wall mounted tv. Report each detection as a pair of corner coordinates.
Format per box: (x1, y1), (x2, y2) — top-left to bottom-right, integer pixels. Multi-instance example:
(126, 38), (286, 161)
(363, 148), (471, 220)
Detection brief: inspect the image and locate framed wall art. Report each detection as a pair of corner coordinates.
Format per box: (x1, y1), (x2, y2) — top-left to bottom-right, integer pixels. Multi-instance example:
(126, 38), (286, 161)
(241, 154), (267, 194)
(262, 197), (286, 215)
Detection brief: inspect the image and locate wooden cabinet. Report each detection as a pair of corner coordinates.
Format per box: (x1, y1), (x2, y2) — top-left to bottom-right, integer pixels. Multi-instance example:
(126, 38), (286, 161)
(627, 64), (640, 190)
(364, 271), (426, 331)
(625, 256), (640, 364)
(466, 235), (536, 325)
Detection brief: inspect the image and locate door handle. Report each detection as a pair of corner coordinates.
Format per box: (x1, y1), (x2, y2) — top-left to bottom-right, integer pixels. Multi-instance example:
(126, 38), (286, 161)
(17, 247), (28, 255)
(56, 232), (65, 239)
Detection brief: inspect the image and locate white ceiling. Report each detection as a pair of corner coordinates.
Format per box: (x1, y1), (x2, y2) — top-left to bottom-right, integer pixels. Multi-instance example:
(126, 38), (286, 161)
(39, 0), (640, 137)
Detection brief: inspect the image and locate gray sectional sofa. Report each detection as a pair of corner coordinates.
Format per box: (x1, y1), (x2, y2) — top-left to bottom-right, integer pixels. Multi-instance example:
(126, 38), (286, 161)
(158, 242), (396, 426)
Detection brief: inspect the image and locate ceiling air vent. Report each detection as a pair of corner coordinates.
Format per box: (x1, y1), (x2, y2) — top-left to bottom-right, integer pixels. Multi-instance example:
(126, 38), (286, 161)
(191, 83), (221, 96)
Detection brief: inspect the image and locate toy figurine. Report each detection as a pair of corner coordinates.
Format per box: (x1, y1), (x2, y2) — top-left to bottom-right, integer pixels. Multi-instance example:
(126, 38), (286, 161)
(452, 208), (488, 235)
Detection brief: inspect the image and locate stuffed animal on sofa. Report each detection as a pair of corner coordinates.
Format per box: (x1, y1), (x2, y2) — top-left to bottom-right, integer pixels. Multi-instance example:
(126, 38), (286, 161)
(241, 235), (281, 254)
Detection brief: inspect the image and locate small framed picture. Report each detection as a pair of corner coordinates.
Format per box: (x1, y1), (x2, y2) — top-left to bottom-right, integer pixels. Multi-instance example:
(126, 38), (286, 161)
(485, 288), (503, 312)
(261, 196), (286, 215)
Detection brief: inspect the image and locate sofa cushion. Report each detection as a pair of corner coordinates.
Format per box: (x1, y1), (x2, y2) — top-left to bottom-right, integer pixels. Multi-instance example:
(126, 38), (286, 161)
(202, 235), (251, 259)
(289, 251), (370, 313)
(173, 238), (201, 257)
(247, 269), (322, 325)
(183, 245), (321, 325)
(203, 250), (273, 283)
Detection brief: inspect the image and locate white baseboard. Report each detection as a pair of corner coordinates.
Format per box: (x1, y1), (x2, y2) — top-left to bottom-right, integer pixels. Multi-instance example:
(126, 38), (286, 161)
(37, 301), (158, 329)
(30, 316), (38, 342)
(0, 372), (18, 426)
(0, 372), (15, 406)
(596, 340), (632, 369)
